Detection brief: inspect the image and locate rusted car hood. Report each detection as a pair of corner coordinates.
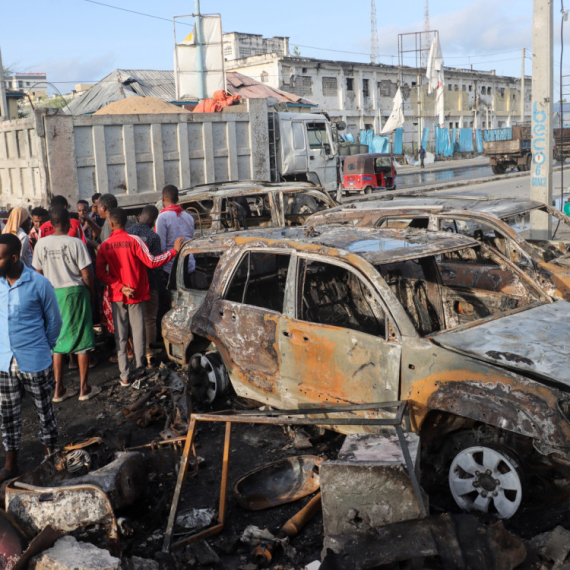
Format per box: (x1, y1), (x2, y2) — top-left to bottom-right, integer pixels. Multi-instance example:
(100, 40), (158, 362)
(433, 302), (570, 386)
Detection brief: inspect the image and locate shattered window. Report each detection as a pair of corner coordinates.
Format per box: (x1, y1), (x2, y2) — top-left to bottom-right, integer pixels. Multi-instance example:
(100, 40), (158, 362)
(225, 252), (290, 313)
(376, 217), (429, 230)
(183, 251), (224, 290)
(307, 123), (331, 153)
(297, 259), (386, 337)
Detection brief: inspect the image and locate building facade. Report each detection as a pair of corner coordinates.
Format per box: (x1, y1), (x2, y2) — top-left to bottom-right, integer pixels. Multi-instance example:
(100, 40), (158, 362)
(223, 33), (289, 62)
(5, 72), (48, 100)
(226, 49), (531, 151)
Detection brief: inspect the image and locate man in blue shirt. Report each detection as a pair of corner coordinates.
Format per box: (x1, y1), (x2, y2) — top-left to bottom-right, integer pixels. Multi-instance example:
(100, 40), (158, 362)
(0, 233), (62, 482)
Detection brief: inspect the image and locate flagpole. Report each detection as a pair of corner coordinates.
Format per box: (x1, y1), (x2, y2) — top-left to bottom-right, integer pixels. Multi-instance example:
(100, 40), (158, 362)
(195, 0), (206, 100)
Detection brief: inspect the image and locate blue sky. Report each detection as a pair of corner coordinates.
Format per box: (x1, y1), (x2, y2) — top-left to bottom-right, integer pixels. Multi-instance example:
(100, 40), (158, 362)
(2, 0), (567, 91)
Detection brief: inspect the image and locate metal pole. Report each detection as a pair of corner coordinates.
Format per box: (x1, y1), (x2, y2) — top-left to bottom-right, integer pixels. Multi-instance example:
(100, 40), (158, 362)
(530, 0), (554, 239)
(521, 47), (526, 123)
(194, 0), (206, 100)
(0, 46), (8, 120)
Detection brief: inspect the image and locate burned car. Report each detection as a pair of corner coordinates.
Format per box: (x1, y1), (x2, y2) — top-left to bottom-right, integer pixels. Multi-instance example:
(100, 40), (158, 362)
(157, 181), (337, 236)
(164, 225), (570, 518)
(306, 196), (570, 301)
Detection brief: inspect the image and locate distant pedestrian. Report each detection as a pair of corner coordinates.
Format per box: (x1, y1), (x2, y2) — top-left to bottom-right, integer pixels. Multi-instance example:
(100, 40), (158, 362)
(419, 146), (426, 169)
(33, 207), (99, 403)
(29, 207), (49, 253)
(96, 208), (183, 386)
(0, 233), (62, 482)
(2, 207), (33, 268)
(127, 205), (163, 368)
(39, 196), (86, 244)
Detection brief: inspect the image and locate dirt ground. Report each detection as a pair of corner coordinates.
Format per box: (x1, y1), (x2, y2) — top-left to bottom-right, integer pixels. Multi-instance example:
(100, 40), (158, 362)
(14, 335), (336, 569)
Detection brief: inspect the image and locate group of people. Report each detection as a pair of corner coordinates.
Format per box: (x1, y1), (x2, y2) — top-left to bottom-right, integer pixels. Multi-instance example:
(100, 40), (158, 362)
(0, 185), (195, 480)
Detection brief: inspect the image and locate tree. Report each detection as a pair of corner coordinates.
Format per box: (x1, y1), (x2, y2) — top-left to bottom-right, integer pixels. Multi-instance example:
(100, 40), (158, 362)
(293, 46), (301, 56)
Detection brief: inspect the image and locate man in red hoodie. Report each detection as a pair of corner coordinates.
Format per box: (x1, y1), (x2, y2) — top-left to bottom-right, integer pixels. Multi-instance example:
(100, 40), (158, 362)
(96, 208), (184, 386)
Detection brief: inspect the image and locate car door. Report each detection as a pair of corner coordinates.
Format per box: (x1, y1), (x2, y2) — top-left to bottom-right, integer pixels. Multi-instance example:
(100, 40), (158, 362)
(209, 249), (292, 407)
(278, 254), (401, 412)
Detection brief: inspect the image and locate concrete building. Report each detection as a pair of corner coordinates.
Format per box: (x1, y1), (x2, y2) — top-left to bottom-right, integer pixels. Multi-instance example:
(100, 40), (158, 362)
(5, 72), (48, 99)
(226, 51), (531, 151)
(223, 32), (289, 62)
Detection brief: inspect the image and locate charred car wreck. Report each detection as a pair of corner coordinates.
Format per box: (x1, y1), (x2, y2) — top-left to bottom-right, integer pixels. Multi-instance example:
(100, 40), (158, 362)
(163, 225), (570, 519)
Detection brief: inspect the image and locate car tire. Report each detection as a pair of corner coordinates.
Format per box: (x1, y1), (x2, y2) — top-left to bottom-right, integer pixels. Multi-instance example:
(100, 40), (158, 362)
(448, 445), (524, 519)
(364, 186), (373, 195)
(291, 194), (318, 215)
(189, 351), (230, 404)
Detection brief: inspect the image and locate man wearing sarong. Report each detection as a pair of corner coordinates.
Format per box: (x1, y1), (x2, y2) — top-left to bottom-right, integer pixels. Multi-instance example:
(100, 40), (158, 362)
(33, 207), (100, 402)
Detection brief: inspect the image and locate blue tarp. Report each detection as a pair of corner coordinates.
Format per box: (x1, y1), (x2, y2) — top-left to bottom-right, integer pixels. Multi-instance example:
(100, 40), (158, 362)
(370, 135), (389, 153)
(346, 133), (355, 143)
(435, 127), (450, 156)
(421, 127), (429, 150)
(475, 129), (483, 153)
(482, 128), (512, 142)
(360, 129), (374, 148)
(459, 128), (474, 152)
(394, 128), (403, 154)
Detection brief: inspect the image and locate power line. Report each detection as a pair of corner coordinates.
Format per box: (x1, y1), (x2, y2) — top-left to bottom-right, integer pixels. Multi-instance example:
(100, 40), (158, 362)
(83, 0), (190, 25)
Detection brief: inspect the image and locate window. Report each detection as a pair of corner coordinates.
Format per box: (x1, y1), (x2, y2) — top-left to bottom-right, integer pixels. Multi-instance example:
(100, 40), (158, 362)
(481, 86), (486, 95)
(454, 85), (459, 91)
(293, 75), (313, 96)
(363, 78), (370, 97)
(322, 77), (338, 96)
(469, 85), (472, 92)
(448, 84), (453, 92)
(298, 259), (385, 337)
(346, 77), (354, 91)
(260, 71), (269, 83)
(182, 251), (223, 290)
(487, 86), (492, 95)
(462, 85), (466, 91)
(500, 87), (505, 97)
(376, 217), (429, 230)
(292, 122), (305, 150)
(307, 122), (331, 153)
(512, 93), (516, 100)
(225, 252), (291, 313)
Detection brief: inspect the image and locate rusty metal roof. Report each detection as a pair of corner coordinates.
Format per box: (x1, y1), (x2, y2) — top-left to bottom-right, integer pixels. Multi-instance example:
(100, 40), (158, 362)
(191, 226), (477, 265)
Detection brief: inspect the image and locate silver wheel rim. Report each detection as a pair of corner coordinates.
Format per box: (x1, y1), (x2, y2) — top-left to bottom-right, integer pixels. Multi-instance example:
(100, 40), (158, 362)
(449, 446), (522, 519)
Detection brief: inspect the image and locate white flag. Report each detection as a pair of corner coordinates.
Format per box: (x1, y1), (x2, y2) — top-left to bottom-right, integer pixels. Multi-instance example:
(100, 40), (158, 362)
(426, 35), (445, 127)
(381, 87), (405, 134)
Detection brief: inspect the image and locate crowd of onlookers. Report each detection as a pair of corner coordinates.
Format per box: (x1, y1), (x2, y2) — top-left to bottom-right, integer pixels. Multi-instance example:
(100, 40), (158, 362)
(0, 186), (194, 480)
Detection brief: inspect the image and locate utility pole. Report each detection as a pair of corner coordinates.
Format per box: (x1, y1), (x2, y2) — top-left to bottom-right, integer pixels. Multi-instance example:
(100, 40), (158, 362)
(530, 0), (553, 239)
(194, 0), (206, 100)
(370, 0), (379, 64)
(0, 46), (8, 120)
(520, 47), (525, 123)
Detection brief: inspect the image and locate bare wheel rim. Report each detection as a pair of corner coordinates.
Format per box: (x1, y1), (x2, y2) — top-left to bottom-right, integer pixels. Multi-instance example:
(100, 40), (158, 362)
(448, 446), (522, 519)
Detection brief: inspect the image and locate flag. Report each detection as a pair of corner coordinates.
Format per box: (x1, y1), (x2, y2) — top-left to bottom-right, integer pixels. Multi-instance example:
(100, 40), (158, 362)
(381, 87), (405, 134)
(426, 35), (445, 127)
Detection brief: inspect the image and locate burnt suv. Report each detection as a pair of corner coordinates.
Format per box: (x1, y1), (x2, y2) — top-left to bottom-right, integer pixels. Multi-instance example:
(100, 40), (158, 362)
(163, 226), (570, 519)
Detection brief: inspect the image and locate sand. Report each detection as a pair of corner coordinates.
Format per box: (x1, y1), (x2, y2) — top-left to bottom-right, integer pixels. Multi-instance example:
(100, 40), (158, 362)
(94, 96), (190, 115)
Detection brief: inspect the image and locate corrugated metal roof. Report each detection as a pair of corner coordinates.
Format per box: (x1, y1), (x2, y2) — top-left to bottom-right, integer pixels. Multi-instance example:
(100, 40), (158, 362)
(65, 69), (316, 115)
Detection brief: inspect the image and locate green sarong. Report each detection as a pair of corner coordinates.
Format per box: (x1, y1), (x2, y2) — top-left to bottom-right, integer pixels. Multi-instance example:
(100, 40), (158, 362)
(54, 285), (95, 354)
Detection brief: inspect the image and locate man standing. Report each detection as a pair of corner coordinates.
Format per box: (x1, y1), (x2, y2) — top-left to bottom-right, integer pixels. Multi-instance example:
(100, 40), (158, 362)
(33, 208), (99, 402)
(419, 146), (426, 169)
(97, 194), (118, 243)
(126, 205), (162, 368)
(29, 207), (48, 253)
(0, 233), (62, 481)
(96, 208), (183, 386)
(77, 200), (101, 242)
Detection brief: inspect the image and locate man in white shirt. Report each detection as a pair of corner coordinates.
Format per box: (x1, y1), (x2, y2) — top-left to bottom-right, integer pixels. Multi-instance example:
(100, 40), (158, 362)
(33, 207), (100, 403)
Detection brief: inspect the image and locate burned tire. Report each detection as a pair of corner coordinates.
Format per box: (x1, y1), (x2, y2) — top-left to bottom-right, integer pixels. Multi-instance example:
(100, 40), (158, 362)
(364, 186), (373, 195)
(492, 164), (507, 175)
(448, 445), (523, 519)
(189, 352), (230, 404)
(291, 194), (318, 215)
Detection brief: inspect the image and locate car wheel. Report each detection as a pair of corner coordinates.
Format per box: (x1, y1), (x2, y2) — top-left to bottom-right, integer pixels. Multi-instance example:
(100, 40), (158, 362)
(189, 352), (230, 404)
(291, 194), (318, 215)
(448, 445), (523, 519)
(364, 186), (373, 195)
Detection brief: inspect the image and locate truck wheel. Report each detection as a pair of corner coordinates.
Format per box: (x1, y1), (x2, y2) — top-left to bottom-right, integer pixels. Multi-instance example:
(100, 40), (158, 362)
(364, 186), (373, 195)
(492, 164), (507, 175)
(525, 153), (532, 171)
(189, 352), (230, 404)
(291, 194), (318, 215)
(449, 445), (523, 519)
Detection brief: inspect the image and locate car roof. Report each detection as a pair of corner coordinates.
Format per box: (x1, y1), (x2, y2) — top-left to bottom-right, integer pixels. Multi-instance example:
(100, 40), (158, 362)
(336, 196), (544, 219)
(177, 181), (326, 203)
(187, 225), (478, 265)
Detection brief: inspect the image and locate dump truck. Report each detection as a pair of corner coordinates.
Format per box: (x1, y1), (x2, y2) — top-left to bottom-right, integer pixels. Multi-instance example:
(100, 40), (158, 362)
(0, 98), (340, 209)
(482, 125), (531, 174)
(554, 127), (570, 162)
